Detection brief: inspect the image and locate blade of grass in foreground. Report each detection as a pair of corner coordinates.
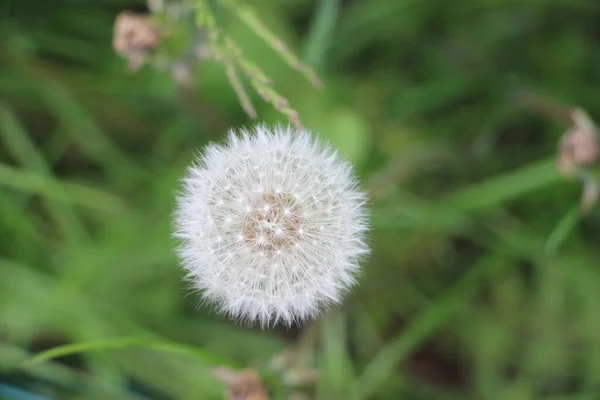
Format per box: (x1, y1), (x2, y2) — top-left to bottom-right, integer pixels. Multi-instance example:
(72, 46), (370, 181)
(22, 337), (237, 368)
(357, 255), (505, 399)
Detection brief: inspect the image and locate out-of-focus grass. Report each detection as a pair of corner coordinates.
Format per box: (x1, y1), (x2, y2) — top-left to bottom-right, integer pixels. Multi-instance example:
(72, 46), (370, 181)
(1, 0), (600, 399)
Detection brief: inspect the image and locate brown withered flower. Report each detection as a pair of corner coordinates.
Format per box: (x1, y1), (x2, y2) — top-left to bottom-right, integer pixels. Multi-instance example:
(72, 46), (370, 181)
(558, 108), (599, 176)
(558, 108), (600, 214)
(212, 367), (269, 400)
(113, 11), (160, 70)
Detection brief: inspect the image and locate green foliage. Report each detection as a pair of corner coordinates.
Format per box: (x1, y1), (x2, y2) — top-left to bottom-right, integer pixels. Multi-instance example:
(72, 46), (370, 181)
(1, 0), (600, 399)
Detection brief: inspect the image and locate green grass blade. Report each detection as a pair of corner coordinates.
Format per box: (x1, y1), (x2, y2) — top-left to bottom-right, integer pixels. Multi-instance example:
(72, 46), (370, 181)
(445, 158), (559, 212)
(319, 311), (357, 399)
(304, 0), (340, 71)
(0, 106), (50, 172)
(374, 158), (560, 230)
(0, 343), (165, 399)
(543, 206), (580, 255)
(22, 337), (237, 368)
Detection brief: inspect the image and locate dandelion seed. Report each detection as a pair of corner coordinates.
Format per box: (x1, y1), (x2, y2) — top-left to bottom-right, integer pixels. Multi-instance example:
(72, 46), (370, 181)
(174, 124), (369, 327)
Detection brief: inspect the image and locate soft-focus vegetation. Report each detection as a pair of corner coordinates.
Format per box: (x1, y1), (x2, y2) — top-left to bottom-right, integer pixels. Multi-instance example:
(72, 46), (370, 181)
(2, 0), (600, 399)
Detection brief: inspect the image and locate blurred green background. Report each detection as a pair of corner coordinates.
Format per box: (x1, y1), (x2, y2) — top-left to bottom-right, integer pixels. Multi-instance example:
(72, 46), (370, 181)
(2, 0), (600, 399)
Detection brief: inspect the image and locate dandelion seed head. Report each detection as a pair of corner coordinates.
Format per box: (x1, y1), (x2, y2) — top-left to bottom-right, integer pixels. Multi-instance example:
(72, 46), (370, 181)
(174, 124), (370, 327)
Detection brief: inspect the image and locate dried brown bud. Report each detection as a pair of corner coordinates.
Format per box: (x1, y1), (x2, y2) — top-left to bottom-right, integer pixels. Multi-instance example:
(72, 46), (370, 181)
(557, 108), (600, 214)
(212, 367), (269, 400)
(113, 11), (160, 70)
(558, 108), (599, 177)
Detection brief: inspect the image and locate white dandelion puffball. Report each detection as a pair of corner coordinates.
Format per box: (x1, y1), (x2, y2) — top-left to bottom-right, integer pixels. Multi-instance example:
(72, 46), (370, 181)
(174, 124), (369, 326)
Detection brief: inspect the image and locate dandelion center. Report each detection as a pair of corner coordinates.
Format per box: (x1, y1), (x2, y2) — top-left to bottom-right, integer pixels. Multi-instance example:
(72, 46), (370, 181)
(242, 193), (303, 255)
